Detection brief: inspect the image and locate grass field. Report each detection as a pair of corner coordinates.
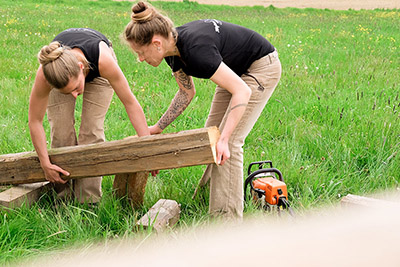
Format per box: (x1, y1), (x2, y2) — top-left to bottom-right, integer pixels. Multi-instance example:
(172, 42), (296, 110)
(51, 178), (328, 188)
(0, 0), (399, 264)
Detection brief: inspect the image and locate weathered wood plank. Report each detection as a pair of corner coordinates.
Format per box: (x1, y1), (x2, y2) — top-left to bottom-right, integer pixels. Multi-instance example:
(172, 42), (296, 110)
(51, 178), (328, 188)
(0, 127), (220, 185)
(0, 182), (51, 208)
(136, 199), (181, 233)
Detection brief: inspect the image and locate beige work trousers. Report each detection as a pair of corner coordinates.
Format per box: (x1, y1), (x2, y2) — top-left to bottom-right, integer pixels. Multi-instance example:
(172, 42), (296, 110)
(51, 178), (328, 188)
(202, 51), (281, 220)
(47, 77), (114, 203)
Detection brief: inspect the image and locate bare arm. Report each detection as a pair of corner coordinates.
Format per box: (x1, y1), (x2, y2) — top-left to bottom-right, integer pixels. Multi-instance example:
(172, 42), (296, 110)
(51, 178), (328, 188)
(28, 66), (69, 183)
(98, 42), (150, 137)
(150, 69), (196, 134)
(210, 62), (252, 165)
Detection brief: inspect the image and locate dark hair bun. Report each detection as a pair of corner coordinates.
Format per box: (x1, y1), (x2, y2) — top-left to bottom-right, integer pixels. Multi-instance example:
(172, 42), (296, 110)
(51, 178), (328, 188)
(131, 1), (154, 23)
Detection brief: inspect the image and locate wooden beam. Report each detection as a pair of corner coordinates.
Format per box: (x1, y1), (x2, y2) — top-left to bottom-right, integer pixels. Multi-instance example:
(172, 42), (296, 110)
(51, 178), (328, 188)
(0, 127), (220, 185)
(136, 199), (181, 233)
(0, 182), (51, 208)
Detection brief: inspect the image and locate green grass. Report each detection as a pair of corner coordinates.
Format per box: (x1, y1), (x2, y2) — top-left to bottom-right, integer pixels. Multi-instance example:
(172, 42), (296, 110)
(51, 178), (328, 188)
(0, 0), (399, 264)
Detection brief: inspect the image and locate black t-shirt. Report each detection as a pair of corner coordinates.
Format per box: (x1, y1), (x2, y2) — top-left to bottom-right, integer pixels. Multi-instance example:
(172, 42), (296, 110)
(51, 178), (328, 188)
(53, 28), (110, 83)
(165, 20), (275, 79)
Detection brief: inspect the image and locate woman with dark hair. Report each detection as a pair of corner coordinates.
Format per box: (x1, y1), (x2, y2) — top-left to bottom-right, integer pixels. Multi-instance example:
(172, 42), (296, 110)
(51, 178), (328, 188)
(124, 2), (281, 220)
(29, 28), (149, 204)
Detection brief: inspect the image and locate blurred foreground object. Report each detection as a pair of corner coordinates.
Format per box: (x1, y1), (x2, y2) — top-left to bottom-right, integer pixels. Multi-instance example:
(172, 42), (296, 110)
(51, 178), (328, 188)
(25, 192), (400, 267)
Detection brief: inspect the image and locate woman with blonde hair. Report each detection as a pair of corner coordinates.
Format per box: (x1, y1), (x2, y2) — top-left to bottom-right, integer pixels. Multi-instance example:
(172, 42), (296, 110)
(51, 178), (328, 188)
(29, 28), (149, 204)
(124, 2), (281, 220)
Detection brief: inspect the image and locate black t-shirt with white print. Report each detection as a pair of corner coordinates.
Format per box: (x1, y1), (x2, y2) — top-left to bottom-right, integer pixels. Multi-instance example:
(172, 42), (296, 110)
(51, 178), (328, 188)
(165, 19), (275, 79)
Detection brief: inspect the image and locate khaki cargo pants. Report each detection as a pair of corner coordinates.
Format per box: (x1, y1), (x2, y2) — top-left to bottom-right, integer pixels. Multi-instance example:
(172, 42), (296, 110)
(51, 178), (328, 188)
(47, 77), (114, 203)
(199, 51), (282, 220)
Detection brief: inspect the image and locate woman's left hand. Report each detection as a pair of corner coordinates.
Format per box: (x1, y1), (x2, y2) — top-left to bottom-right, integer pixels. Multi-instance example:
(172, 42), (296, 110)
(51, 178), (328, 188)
(216, 138), (230, 165)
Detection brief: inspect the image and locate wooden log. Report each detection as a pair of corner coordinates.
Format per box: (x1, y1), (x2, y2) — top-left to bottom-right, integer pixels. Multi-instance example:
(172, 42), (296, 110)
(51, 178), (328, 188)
(113, 174), (129, 198)
(126, 172), (149, 208)
(341, 194), (400, 209)
(136, 199), (181, 233)
(0, 127), (220, 185)
(113, 171), (149, 209)
(0, 182), (51, 208)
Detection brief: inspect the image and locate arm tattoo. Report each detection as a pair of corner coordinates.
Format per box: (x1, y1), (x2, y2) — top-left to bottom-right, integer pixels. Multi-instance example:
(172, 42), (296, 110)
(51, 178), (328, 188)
(230, 103), (247, 111)
(175, 70), (193, 91)
(226, 103), (247, 117)
(157, 70), (194, 130)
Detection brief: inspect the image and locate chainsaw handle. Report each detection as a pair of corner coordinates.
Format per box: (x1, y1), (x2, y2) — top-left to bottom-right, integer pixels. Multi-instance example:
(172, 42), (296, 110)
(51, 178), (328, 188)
(247, 161), (273, 176)
(244, 168), (284, 201)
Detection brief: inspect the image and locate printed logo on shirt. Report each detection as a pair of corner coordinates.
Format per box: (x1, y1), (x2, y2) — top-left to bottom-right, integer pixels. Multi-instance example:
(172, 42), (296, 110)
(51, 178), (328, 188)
(203, 19), (222, 33)
(64, 28), (99, 35)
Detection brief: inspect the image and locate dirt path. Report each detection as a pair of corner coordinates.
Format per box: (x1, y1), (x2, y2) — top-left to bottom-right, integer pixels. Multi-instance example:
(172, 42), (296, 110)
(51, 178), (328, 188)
(153, 0), (400, 10)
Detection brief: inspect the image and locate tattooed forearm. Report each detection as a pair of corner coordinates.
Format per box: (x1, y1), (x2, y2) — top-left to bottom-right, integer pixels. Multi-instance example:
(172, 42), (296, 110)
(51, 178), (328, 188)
(175, 70), (193, 91)
(156, 70), (194, 130)
(157, 88), (191, 130)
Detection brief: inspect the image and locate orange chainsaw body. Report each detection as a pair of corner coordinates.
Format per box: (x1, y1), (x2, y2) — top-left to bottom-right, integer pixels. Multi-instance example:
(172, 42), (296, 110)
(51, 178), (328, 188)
(252, 177), (288, 205)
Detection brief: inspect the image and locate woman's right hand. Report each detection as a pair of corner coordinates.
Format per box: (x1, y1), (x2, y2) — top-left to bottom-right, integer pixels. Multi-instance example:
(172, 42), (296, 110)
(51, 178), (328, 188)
(42, 163), (70, 184)
(149, 124), (163, 135)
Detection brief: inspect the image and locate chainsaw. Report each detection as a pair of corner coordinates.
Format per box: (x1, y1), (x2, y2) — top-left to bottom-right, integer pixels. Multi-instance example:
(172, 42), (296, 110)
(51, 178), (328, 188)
(244, 160), (294, 216)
